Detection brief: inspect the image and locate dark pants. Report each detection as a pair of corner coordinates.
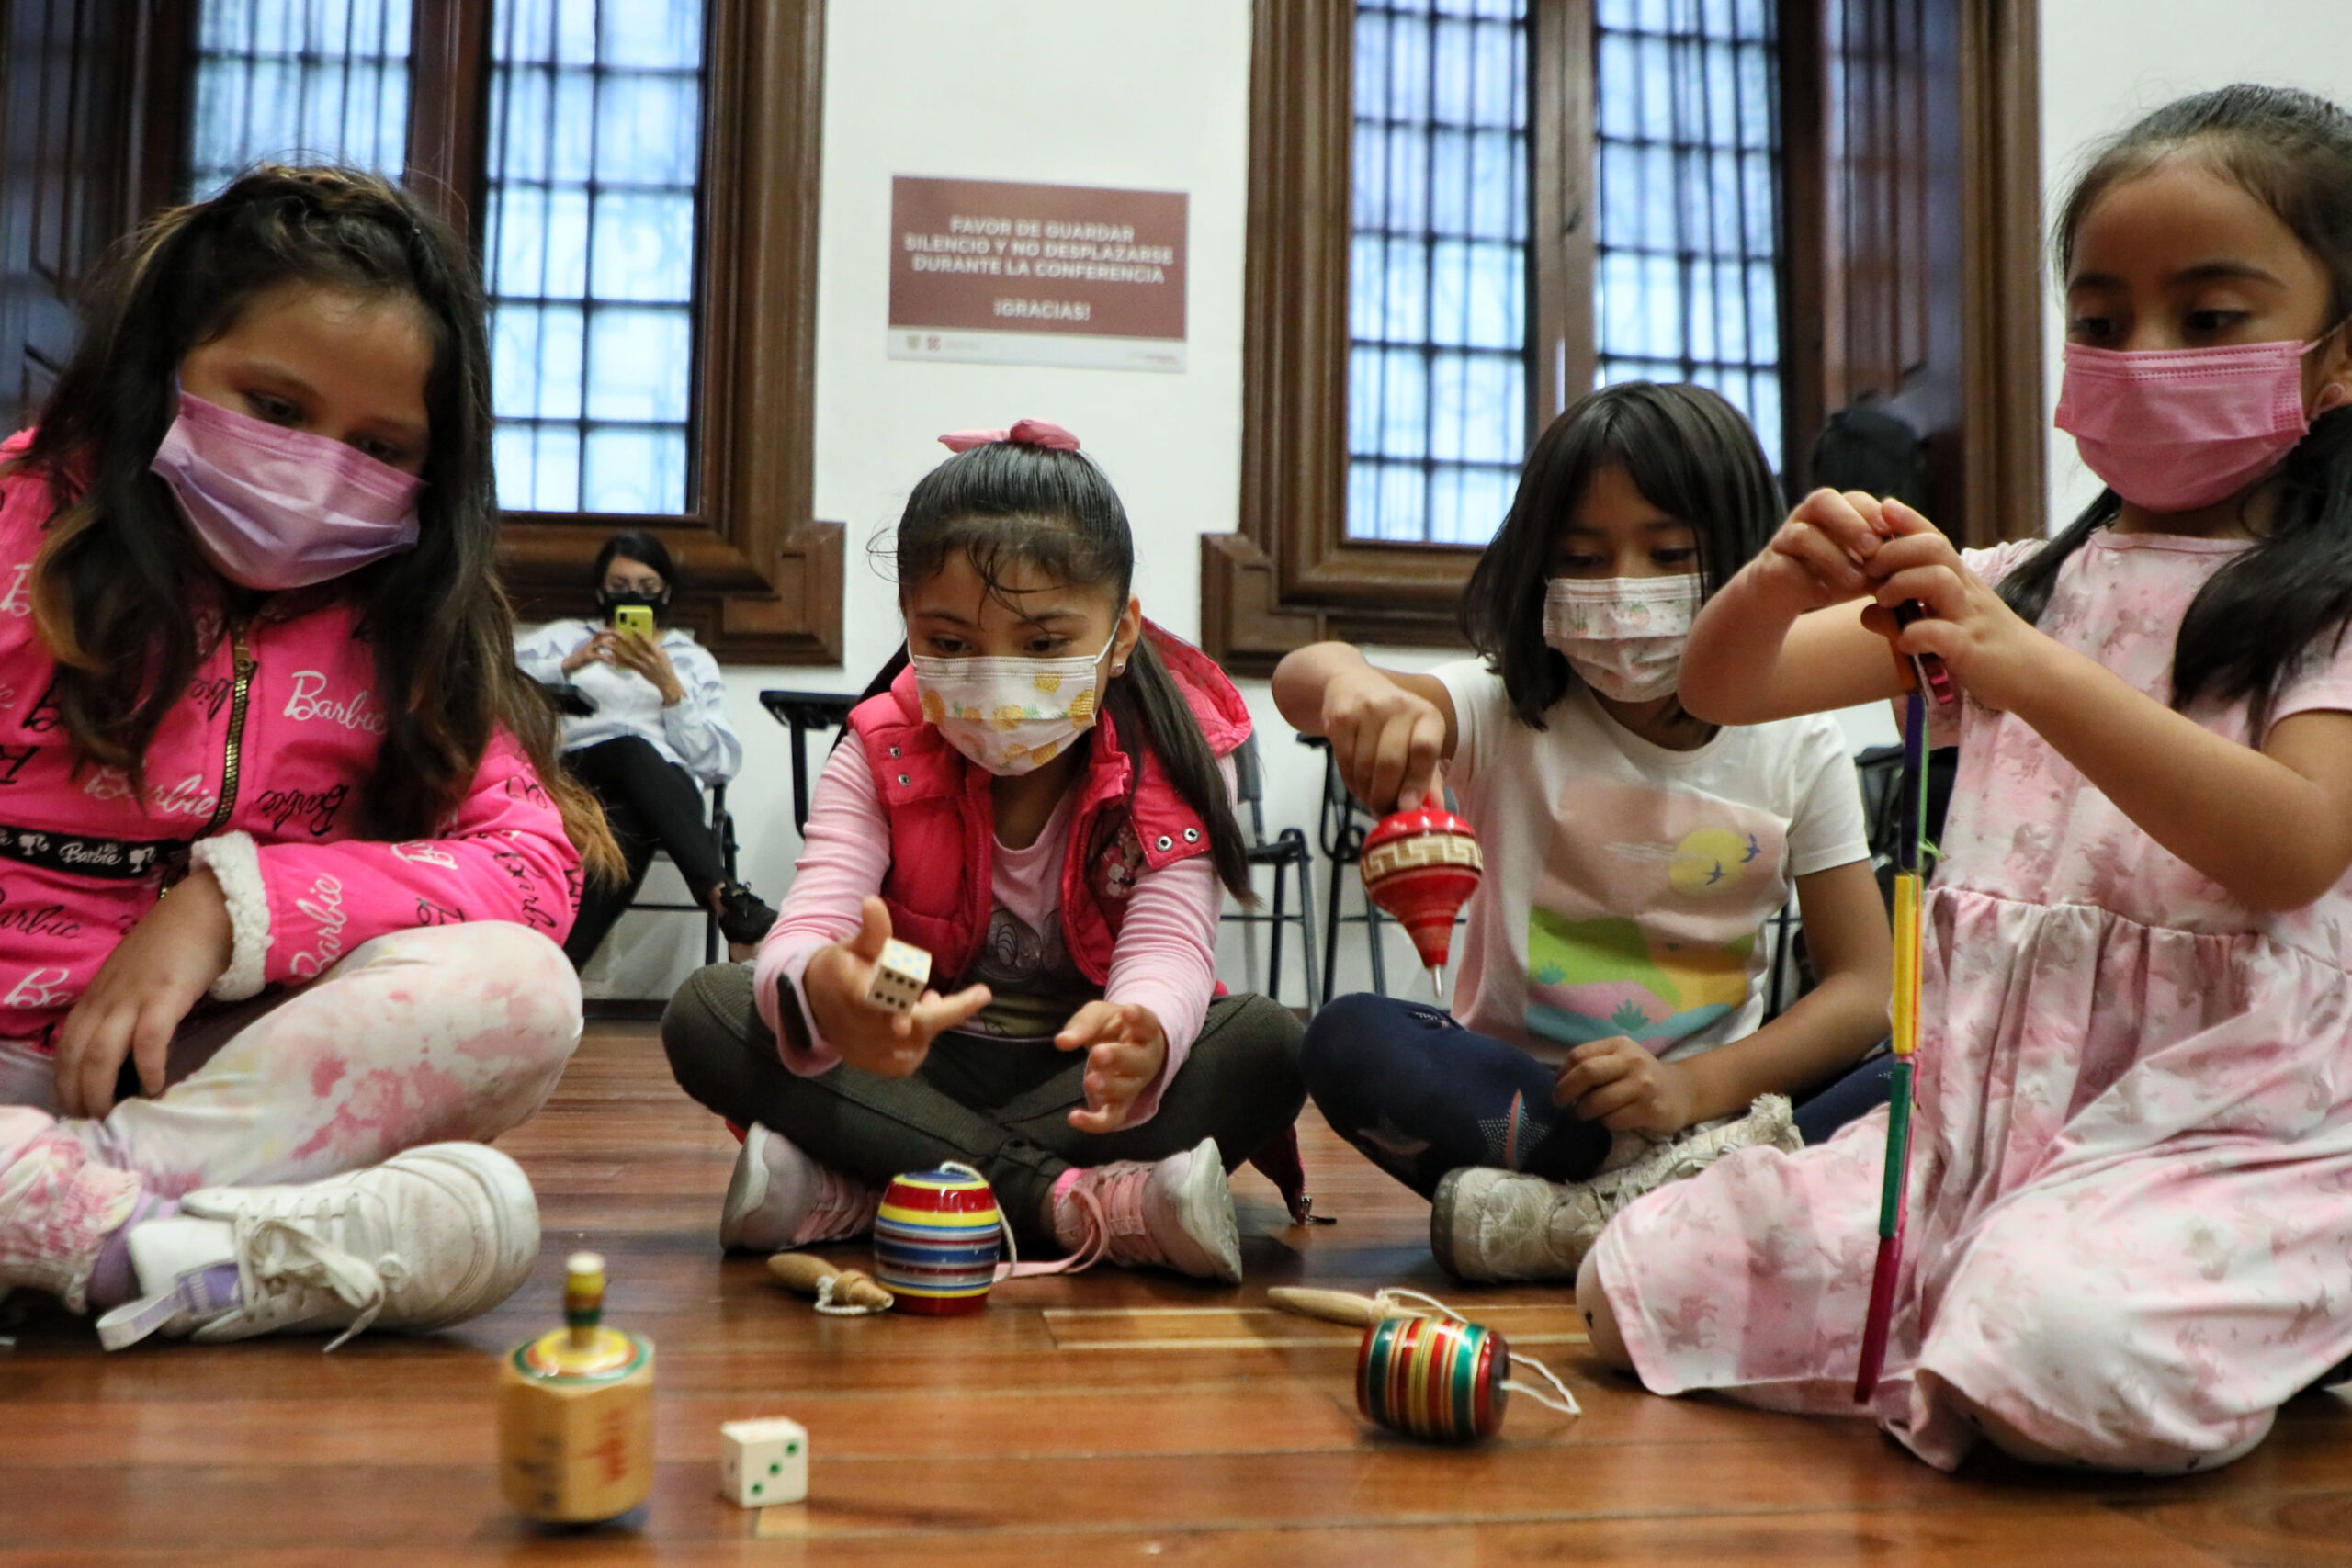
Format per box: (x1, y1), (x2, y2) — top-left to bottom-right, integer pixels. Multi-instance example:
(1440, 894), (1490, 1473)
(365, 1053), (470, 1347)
(564, 735), (727, 968)
(1299, 992), (1896, 1199)
(662, 962), (1308, 1252)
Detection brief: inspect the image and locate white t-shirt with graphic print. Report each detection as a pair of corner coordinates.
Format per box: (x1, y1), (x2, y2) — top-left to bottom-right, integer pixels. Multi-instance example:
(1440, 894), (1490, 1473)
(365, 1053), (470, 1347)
(1430, 660), (1871, 1066)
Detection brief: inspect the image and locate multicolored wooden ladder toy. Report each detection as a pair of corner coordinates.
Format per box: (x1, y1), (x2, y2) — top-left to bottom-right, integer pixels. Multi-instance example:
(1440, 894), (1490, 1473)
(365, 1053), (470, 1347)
(1855, 684), (1930, 1403)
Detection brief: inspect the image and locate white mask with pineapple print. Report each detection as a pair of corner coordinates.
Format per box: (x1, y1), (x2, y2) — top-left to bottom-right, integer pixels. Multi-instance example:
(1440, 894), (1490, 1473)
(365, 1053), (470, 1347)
(910, 627), (1120, 776)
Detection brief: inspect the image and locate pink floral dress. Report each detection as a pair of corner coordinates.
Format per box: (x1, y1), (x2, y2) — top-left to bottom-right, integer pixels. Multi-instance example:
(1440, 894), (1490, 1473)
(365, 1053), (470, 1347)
(1591, 530), (2352, 1473)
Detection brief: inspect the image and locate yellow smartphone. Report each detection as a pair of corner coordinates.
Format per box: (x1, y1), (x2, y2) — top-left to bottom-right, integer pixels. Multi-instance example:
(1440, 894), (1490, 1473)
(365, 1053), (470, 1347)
(612, 604), (656, 638)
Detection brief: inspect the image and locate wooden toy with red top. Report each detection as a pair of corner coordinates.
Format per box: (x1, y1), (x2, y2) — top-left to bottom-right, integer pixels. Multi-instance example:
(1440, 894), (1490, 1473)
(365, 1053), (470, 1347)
(1358, 807), (1484, 998)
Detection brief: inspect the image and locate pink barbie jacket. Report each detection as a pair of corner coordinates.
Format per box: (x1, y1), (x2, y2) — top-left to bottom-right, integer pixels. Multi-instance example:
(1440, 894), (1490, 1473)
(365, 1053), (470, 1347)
(0, 432), (581, 1050)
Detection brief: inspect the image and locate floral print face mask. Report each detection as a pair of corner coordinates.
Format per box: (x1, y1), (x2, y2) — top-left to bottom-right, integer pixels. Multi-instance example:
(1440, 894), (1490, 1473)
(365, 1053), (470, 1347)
(1542, 575), (1702, 703)
(910, 628), (1119, 775)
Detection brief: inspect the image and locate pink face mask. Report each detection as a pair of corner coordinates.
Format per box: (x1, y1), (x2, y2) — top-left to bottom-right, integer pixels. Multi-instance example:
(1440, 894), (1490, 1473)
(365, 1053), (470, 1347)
(151, 389), (424, 590)
(2054, 334), (2341, 513)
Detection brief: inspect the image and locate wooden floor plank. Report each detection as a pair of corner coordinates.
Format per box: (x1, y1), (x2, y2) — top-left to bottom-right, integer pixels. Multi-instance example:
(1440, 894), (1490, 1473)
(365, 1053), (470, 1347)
(3, 1020), (2342, 1566)
(751, 1507), (2239, 1567)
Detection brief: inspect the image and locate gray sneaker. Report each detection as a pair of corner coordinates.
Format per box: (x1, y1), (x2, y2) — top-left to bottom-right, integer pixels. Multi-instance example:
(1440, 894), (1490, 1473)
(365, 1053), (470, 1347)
(1430, 1094), (1801, 1282)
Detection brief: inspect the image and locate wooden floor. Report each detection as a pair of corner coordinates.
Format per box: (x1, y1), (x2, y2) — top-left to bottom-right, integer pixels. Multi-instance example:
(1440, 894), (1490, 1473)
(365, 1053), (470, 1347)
(6, 1021), (2351, 1565)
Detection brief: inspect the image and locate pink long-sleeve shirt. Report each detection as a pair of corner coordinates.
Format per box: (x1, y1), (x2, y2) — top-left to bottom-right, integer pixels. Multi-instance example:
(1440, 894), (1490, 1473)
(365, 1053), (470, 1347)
(751, 737), (1229, 1125)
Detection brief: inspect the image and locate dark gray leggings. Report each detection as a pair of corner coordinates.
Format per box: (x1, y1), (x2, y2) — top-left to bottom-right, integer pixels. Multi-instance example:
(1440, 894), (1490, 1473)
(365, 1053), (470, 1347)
(662, 963), (1306, 1251)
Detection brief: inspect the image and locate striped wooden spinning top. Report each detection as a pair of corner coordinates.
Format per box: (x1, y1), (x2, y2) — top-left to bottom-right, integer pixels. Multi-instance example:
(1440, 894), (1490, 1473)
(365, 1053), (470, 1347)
(1355, 1313), (1510, 1443)
(873, 1166), (1004, 1315)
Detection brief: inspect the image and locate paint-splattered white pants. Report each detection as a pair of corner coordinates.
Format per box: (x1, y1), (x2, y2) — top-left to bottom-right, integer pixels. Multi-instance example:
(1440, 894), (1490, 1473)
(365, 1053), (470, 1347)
(0, 922), (579, 1310)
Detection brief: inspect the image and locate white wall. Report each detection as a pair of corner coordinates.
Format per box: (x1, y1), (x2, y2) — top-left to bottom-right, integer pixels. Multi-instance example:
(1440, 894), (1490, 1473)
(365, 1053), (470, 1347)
(2039, 0), (2352, 530)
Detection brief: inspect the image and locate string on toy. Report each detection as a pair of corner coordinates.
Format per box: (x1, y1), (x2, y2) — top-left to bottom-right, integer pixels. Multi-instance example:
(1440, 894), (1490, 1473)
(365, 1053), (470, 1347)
(1854, 684), (1930, 1401)
(928, 1160), (1104, 1284)
(927, 1160), (1038, 1282)
(1372, 1287), (1580, 1417)
(813, 1276), (889, 1317)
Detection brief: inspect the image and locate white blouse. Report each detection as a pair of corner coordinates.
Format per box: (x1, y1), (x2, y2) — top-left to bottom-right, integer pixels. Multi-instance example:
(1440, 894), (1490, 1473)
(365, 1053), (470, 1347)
(514, 618), (743, 785)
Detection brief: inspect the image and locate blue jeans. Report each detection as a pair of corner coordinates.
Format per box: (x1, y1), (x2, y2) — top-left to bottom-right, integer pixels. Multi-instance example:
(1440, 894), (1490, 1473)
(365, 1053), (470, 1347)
(1300, 992), (1895, 1199)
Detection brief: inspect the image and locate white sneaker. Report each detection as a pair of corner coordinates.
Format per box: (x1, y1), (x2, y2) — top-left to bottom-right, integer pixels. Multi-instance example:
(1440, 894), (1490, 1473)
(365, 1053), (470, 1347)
(1055, 1137), (1242, 1284)
(93, 1143), (540, 1351)
(718, 1124), (878, 1252)
(1430, 1095), (1801, 1282)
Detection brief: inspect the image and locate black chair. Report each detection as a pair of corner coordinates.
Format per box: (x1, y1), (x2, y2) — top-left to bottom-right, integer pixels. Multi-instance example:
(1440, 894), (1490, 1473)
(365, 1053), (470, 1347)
(1297, 734), (1392, 998)
(758, 689), (860, 833)
(1220, 734), (1321, 1012)
(624, 781), (734, 966)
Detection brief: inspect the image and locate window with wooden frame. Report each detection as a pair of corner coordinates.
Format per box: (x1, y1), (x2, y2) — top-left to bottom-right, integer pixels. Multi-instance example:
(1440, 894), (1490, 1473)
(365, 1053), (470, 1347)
(3, 0), (839, 663)
(1204, 0), (2045, 671)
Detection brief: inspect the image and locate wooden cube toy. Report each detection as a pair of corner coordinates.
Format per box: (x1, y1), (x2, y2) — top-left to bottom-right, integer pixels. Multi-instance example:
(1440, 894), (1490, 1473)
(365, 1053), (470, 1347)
(719, 1416), (808, 1507)
(866, 938), (932, 1013)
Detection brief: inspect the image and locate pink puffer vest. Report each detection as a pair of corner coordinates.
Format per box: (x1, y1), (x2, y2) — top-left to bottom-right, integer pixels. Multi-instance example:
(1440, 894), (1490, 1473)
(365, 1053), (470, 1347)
(846, 622), (1250, 987)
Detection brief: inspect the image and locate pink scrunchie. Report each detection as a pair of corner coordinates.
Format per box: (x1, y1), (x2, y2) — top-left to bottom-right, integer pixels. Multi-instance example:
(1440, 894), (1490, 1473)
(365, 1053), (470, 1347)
(937, 418), (1080, 453)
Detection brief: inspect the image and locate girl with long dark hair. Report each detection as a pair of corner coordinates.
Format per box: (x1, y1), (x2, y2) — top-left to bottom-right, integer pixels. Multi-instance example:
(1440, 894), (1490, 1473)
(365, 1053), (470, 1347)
(0, 166), (610, 1350)
(1591, 86), (2352, 1473)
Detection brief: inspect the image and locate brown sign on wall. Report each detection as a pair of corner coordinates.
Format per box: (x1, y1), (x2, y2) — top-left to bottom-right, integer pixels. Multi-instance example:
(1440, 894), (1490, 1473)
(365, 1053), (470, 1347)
(888, 175), (1188, 373)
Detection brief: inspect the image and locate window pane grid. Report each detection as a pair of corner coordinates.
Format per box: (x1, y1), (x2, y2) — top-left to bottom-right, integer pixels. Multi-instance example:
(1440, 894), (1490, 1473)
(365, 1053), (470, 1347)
(484, 0), (707, 515)
(187, 0), (413, 197)
(1347, 0), (1530, 546)
(1592, 0), (1785, 469)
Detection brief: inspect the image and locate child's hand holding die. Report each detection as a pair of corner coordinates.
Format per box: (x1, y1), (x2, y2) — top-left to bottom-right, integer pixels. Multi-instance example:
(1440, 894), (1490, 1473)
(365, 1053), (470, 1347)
(803, 897), (990, 1078)
(866, 938), (932, 1012)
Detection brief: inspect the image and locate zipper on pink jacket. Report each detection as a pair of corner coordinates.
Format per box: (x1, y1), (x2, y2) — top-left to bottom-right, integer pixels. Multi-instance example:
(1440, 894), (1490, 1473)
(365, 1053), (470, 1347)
(198, 624), (256, 839)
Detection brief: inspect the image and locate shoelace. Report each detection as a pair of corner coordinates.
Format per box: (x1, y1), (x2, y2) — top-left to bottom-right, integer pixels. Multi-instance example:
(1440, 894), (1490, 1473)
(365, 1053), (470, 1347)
(1596, 1097), (1793, 1201)
(1060, 1162), (1156, 1269)
(906, 1161), (1112, 1282)
(1374, 1287), (1582, 1416)
(1006, 1156), (1191, 1280)
(232, 1194), (411, 1353)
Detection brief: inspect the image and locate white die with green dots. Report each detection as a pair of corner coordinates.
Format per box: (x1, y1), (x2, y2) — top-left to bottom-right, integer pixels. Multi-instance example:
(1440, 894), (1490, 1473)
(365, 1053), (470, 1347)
(719, 1416), (808, 1507)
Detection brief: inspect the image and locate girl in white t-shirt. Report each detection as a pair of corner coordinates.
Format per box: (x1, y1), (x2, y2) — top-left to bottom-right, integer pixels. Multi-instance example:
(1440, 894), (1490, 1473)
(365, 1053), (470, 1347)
(1272, 381), (1891, 1282)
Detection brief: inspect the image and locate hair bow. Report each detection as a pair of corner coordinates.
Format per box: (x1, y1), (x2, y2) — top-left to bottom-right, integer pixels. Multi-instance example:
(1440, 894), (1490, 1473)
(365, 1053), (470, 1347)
(937, 418), (1080, 453)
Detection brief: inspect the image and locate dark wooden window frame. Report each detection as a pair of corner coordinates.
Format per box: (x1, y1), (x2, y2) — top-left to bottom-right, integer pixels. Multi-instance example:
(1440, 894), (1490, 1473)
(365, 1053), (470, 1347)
(434, 0), (839, 662)
(1203, 0), (2046, 674)
(150, 0), (841, 663)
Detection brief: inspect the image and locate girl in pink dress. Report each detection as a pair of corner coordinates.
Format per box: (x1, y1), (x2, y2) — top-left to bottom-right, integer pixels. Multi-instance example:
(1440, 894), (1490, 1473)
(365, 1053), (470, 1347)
(0, 167), (611, 1349)
(1579, 84), (2352, 1473)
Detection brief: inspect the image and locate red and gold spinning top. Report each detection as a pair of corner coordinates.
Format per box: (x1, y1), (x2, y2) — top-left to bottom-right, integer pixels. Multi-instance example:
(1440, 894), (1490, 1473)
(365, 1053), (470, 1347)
(1360, 807), (1483, 998)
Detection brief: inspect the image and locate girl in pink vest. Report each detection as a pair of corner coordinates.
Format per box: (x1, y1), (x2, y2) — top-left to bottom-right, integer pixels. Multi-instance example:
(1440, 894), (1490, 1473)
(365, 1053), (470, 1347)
(664, 423), (1306, 1280)
(0, 168), (605, 1349)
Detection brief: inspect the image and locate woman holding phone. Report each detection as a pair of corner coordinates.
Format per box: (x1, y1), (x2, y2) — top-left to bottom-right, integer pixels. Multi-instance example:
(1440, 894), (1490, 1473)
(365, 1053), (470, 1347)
(517, 531), (778, 966)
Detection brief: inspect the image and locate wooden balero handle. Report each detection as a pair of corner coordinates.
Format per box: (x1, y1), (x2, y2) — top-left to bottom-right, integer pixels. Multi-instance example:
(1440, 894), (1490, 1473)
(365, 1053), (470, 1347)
(1266, 1287), (1421, 1327)
(767, 1251), (894, 1311)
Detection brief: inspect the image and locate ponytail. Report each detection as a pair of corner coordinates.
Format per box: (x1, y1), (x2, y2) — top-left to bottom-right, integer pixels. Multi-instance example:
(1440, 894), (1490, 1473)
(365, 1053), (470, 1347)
(1102, 637), (1254, 903)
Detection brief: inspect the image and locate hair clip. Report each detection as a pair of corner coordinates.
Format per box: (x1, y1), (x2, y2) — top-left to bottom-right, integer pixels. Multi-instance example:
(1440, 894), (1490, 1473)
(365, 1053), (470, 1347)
(938, 418), (1080, 454)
